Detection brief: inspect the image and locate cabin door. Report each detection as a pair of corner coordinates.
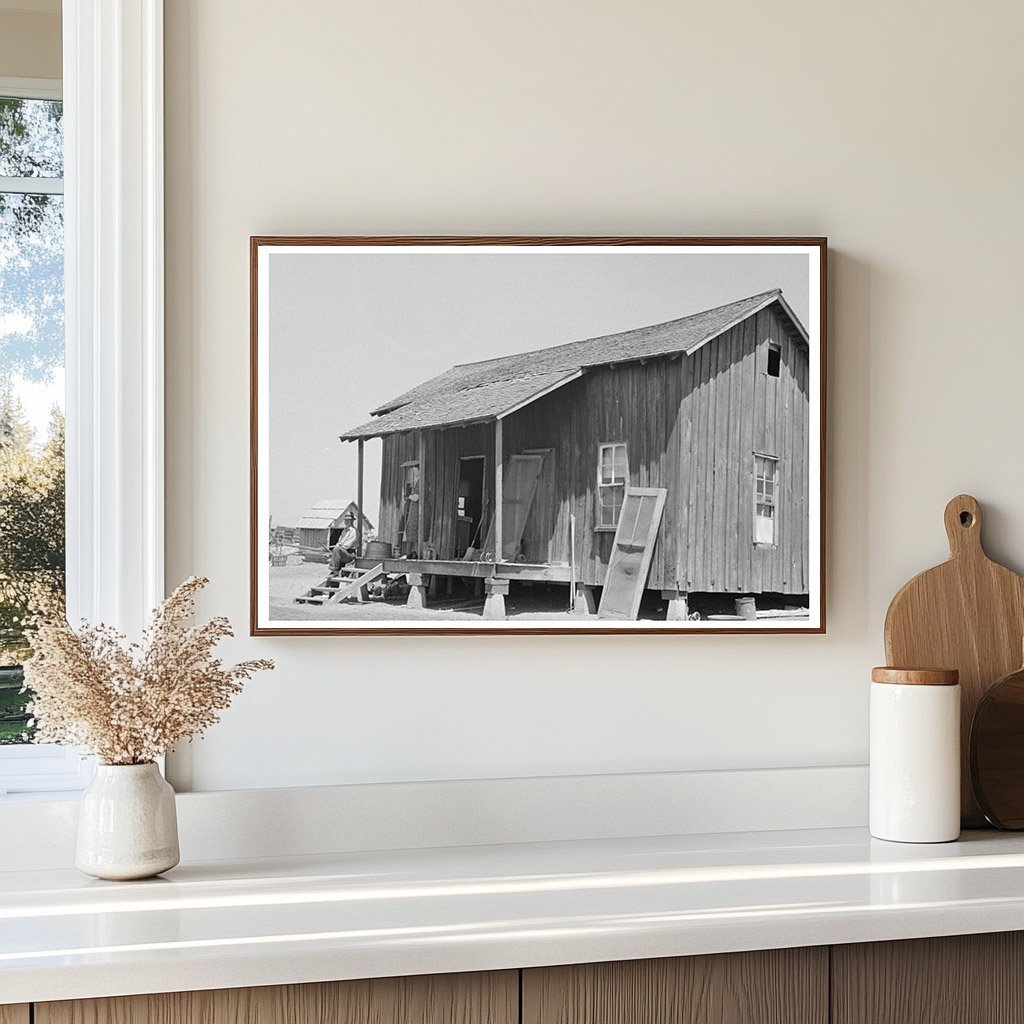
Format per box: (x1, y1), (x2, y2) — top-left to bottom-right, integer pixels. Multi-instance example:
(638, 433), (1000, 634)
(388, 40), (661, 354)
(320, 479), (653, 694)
(456, 456), (486, 556)
(480, 453), (545, 562)
(521, 447), (555, 563)
(397, 461), (421, 555)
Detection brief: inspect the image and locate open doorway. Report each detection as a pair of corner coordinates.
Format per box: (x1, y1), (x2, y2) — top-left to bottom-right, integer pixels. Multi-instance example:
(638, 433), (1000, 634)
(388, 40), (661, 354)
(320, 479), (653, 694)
(456, 456), (486, 556)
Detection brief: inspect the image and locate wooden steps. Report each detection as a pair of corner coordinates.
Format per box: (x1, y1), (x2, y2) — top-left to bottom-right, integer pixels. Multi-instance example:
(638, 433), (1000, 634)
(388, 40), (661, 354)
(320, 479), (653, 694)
(295, 563), (387, 606)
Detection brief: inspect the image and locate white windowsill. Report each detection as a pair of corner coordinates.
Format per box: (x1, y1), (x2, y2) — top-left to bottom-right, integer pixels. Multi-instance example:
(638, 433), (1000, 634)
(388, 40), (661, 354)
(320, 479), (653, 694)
(0, 744), (94, 797)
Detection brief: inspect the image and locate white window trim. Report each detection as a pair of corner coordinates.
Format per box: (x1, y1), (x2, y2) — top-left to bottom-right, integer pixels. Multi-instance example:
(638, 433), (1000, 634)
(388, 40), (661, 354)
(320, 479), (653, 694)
(0, 2), (165, 798)
(596, 441), (629, 532)
(754, 452), (779, 548)
(0, 76), (62, 100)
(0, 76), (64, 194)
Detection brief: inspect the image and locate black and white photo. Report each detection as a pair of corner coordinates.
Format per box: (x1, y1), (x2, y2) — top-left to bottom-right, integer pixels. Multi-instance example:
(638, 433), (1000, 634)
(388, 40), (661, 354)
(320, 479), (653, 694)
(251, 238), (825, 634)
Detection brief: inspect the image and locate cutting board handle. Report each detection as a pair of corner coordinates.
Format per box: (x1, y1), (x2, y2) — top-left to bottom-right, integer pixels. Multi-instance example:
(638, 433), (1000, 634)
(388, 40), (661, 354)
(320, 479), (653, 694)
(944, 494), (983, 559)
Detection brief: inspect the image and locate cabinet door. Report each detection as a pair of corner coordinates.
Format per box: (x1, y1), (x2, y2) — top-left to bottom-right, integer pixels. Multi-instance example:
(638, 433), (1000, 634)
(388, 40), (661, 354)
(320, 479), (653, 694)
(37, 971), (517, 1024)
(832, 933), (1024, 1024)
(523, 949), (828, 1024)
(0, 1007), (29, 1024)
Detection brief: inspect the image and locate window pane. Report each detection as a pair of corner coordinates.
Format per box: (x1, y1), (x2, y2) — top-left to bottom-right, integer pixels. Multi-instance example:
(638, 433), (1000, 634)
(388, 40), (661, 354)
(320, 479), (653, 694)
(598, 483), (625, 527)
(613, 444), (628, 482)
(755, 514), (775, 545)
(0, 183), (65, 744)
(0, 98), (63, 178)
(599, 446), (612, 483)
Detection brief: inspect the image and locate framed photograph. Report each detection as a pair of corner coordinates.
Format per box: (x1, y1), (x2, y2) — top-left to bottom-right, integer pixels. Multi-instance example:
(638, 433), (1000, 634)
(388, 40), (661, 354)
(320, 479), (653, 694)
(251, 237), (826, 635)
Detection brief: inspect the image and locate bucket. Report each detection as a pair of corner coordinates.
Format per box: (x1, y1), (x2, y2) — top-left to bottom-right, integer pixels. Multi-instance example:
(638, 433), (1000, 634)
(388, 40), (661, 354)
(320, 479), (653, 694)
(365, 540), (393, 560)
(735, 596), (757, 620)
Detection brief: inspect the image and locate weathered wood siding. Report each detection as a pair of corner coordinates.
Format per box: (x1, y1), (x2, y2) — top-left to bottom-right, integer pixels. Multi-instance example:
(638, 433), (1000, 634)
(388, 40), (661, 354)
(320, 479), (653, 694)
(503, 356), (686, 586)
(297, 527), (328, 550)
(373, 302), (810, 595)
(682, 306), (809, 595)
(378, 422), (494, 556)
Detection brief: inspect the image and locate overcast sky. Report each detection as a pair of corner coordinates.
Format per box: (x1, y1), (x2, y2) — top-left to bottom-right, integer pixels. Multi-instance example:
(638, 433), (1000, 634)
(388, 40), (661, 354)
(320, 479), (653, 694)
(268, 250), (811, 528)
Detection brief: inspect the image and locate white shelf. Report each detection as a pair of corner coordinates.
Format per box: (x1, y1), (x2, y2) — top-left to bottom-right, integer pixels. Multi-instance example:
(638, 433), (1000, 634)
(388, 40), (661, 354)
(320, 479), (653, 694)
(4, 826), (1024, 1004)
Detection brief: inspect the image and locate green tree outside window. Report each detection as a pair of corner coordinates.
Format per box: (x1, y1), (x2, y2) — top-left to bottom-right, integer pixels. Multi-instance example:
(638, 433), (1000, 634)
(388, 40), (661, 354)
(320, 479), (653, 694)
(0, 94), (65, 743)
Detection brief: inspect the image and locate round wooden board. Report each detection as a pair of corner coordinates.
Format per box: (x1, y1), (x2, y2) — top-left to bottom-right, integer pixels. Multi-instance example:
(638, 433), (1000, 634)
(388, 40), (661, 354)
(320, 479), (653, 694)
(971, 664), (1024, 829)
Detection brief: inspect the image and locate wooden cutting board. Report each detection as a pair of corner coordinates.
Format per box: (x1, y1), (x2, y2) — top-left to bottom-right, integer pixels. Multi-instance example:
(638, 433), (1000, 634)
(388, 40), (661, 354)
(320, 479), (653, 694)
(884, 494), (1024, 827)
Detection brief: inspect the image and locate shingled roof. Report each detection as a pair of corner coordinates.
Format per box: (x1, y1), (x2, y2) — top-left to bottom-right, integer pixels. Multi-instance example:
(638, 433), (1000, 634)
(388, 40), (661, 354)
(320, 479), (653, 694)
(297, 499), (374, 532)
(340, 288), (806, 441)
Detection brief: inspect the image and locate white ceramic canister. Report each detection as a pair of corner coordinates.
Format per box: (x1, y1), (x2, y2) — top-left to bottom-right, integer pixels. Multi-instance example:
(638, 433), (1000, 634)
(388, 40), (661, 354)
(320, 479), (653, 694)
(870, 667), (961, 843)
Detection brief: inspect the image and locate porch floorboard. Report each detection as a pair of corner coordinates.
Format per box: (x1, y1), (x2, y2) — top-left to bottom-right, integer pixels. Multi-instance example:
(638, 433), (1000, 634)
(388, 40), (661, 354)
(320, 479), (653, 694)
(353, 557), (572, 583)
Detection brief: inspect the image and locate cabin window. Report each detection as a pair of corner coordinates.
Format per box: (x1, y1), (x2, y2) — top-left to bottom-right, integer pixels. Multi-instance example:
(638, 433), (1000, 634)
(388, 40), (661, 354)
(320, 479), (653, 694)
(754, 454), (778, 545)
(596, 443), (629, 529)
(766, 342), (781, 377)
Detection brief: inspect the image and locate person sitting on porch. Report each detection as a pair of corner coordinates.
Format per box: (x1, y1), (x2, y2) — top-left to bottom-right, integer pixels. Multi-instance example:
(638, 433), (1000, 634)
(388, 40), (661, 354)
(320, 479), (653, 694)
(330, 514), (359, 573)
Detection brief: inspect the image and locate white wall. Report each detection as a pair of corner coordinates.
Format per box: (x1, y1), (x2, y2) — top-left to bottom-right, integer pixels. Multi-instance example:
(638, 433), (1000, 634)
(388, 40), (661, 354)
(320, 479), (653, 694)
(164, 0), (1024, 791)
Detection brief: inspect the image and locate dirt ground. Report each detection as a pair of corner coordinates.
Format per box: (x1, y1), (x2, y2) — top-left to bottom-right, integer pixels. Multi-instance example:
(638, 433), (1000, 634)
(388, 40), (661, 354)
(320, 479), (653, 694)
(268, 557), (614, 622)
(267, 556), (809, 623)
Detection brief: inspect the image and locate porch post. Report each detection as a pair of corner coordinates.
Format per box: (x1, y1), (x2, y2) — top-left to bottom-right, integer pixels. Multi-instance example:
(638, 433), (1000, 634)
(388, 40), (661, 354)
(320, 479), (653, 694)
(356, 438), (364, 556)
(483, 577), (509, 619)
(662, 589), (689, 621)
(417, 430), (426, 557)
(573, 583), (597, 616)
(494, 418), (503, 561)
(406, 572), (427, 609)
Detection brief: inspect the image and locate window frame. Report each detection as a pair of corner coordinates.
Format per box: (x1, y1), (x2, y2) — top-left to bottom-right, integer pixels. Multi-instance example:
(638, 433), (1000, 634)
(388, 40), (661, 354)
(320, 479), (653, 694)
(0, 0), (165, 799)
(0, 75), (85, 795)
(766, 341), (781, 378)
(595, 441), (629, 532)
(0, 76), (64, 193)
(753, 452), (779, 547)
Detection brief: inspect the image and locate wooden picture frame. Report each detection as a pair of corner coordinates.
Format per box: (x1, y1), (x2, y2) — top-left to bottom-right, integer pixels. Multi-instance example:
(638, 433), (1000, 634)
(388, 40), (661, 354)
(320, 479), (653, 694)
(251, 236), (827, 635)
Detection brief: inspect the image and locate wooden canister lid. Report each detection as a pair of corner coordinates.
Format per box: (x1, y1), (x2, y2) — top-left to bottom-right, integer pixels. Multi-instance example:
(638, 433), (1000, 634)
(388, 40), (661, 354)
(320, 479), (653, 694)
(871, 667), (959, 686)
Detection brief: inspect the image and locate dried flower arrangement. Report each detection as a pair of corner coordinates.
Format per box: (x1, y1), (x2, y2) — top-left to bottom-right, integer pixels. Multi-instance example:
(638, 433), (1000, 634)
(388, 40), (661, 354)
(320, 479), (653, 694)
(22, 577), (273, 765)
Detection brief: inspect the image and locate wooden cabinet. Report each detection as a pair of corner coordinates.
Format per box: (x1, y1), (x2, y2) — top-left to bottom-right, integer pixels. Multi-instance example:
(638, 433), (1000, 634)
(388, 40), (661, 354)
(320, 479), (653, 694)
(17, 934), (1024, 1024)
(35, 971), (517, 1024)
(522, 948), (828, 1024)
(832, 932), (1024, 1024)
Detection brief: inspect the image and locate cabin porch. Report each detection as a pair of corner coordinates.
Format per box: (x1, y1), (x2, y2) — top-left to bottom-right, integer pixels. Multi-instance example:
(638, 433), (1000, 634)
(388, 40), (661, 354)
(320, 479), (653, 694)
(352, 556), (572, 582)
(354, 556), (574, 619)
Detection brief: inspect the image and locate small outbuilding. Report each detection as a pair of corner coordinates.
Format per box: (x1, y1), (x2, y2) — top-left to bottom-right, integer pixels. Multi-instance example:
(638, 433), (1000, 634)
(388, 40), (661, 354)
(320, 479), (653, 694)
(296, 500), (374, 560)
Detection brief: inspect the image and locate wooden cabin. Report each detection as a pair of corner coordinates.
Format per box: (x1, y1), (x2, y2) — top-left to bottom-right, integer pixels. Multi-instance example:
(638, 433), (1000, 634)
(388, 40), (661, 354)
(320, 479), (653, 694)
(295, 499), (374, 561)
(339, 289), (811, 616)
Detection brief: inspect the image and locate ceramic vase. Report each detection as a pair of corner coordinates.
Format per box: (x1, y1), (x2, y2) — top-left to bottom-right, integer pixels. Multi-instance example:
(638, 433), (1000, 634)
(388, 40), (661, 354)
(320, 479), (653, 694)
(76, 762), (180, 880)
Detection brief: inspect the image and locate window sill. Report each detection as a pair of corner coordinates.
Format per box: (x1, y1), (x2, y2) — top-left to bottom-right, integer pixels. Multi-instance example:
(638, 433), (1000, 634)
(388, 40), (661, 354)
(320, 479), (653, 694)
(0, 745), (94, 798)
